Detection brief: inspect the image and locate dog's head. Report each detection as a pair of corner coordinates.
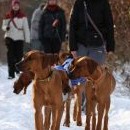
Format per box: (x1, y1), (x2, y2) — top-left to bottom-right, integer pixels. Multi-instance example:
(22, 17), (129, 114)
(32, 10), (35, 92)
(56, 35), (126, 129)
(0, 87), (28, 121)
(13, 72), (34, 94)
(16, 50), (59, 72)
(13, 71), (34, 94)
(69, 56), (98, 79)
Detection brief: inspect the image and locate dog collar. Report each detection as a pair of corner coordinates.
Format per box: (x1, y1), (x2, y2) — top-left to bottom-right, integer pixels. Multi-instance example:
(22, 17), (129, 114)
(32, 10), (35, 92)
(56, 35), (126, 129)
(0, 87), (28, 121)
(36, 70), (53, 82)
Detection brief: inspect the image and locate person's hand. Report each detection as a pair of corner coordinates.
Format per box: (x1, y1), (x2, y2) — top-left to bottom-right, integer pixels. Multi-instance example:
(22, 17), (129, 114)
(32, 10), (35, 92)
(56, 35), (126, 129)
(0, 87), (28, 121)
(107, 51), (114, 57)
(107, 51), (117, 61)
(107, 51), (114, 56)
(71, 51), (77, 58)
(52, 19), (59, 27)
(6, 27), (10, 31)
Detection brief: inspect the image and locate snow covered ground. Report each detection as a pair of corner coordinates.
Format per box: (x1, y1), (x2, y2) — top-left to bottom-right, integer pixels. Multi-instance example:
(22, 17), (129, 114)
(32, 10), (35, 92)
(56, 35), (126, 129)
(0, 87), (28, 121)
(0, 64), (130, 130)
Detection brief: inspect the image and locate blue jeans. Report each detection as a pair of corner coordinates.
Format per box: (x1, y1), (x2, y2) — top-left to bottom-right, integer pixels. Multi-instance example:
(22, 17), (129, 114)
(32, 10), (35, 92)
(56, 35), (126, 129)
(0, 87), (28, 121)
(77, 43), (106, 64)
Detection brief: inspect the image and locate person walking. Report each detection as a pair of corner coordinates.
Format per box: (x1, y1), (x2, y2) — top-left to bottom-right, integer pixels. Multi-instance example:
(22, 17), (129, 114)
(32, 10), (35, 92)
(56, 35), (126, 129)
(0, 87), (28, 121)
(69, 0), (115, 64)
(2, 0), (30, 79)
(30, 3), (45, 51)
(39, 0), (66, 54)
(69, 0), (115, 112)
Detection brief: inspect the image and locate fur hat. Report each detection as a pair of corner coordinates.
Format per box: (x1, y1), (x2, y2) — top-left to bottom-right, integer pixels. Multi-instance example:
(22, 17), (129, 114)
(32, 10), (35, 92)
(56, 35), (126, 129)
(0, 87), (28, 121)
(12, 0), (20, 7)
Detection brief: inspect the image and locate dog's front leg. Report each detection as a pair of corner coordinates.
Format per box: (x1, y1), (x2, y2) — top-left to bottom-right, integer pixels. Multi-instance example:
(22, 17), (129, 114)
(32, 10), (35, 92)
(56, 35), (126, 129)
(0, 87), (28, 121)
(57, 104), (64, 130)
(43, 107), (51, 130)
(96, 103), (105, 130)
(33, 94), (44, 130)
(63, 99), (71, 127)
(51, 108), (57, 130)
(76, 88), (82, 126)
(51, 105), (63, 130)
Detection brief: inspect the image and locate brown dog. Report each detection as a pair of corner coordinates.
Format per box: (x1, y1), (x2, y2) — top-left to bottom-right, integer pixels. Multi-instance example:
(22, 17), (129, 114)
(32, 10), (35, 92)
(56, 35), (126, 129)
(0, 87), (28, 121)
(15, 50), (69, 130)
(69, 56), (116, 130)
(17, 51), (71, 130)
(59, 52), (84, 127)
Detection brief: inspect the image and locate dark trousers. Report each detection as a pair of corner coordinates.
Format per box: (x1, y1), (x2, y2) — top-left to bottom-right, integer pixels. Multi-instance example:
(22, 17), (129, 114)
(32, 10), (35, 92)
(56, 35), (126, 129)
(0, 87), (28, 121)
(42, 38), (61, 54)
(5, 37), (24, 77)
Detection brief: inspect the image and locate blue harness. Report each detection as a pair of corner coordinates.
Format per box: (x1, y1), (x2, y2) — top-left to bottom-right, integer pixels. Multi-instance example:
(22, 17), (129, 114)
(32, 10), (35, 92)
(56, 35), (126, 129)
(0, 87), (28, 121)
(54, 58), (86, 87)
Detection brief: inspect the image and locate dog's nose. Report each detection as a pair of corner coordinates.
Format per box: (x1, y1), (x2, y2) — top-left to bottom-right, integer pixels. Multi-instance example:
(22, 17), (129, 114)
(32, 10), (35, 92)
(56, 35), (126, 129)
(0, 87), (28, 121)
(13, 89), (20, 95)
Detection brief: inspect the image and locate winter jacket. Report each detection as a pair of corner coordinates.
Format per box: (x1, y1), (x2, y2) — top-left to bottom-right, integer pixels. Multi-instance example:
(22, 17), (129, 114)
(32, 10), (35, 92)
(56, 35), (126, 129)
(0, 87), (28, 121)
(31, 5), (44, 40)
(69, 0), (115, 52)
(2, 10), (30, 43)
(39, 5), (66, 43)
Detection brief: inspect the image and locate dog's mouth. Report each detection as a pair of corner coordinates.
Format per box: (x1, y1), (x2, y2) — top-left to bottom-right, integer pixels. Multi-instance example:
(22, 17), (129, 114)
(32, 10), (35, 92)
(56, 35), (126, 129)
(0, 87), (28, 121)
(13, 88), (22, 94)
(16, 63), (31, 72)
(15, 60), (30, 72)
(13, 83), (24, 94)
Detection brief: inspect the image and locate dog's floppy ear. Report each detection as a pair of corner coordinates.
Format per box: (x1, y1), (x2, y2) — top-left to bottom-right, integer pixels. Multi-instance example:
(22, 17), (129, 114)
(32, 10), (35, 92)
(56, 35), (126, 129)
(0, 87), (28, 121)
(86, 58), (98, 75)
(42, 54), (59, 68)
(52, 54), (59, 65)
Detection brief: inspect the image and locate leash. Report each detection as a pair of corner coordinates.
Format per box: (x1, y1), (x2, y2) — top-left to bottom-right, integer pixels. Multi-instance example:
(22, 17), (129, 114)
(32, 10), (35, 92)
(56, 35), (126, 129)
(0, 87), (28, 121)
(83, 1), (106, 52)
(51, 14), (62, 43)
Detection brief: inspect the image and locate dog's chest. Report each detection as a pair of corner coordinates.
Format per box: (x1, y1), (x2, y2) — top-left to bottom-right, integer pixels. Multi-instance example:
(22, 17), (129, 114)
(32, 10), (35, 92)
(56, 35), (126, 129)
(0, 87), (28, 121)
(34, 75), (62, 106)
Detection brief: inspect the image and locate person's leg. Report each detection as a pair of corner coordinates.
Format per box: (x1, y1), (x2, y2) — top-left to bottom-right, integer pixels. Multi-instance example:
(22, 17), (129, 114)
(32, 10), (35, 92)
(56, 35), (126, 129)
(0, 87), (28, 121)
(51, 38), (61, 54)
(41, 38), (52, 53)
(14, 40), (24, 73)
(77, 44), (106, 64)
(77, 43), (89, 56)
(31, 39), (43, 51)
(5, 38), (15, 78)
(88, 46), (106, 65)
(77, 44), (89, 112)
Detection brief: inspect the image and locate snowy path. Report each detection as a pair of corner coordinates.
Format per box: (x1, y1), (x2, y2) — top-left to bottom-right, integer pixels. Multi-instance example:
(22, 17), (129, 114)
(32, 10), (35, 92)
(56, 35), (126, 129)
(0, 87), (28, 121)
(0, 65), (130, 130)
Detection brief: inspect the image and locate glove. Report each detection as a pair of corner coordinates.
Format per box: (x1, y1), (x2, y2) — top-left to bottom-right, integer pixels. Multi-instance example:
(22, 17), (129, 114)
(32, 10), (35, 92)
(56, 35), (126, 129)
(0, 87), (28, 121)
(71, 51), (77, 58)
(6, 27), (10, 31)
(107, 52), (115, 61)
(52, 19), (59, 27)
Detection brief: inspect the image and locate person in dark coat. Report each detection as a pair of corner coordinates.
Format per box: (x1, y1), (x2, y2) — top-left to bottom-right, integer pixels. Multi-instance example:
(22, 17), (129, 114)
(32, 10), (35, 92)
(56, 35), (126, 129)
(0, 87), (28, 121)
(69, 0), (115, 112)
(39, 0), (66, 54)
(69, 0), (115, 64)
